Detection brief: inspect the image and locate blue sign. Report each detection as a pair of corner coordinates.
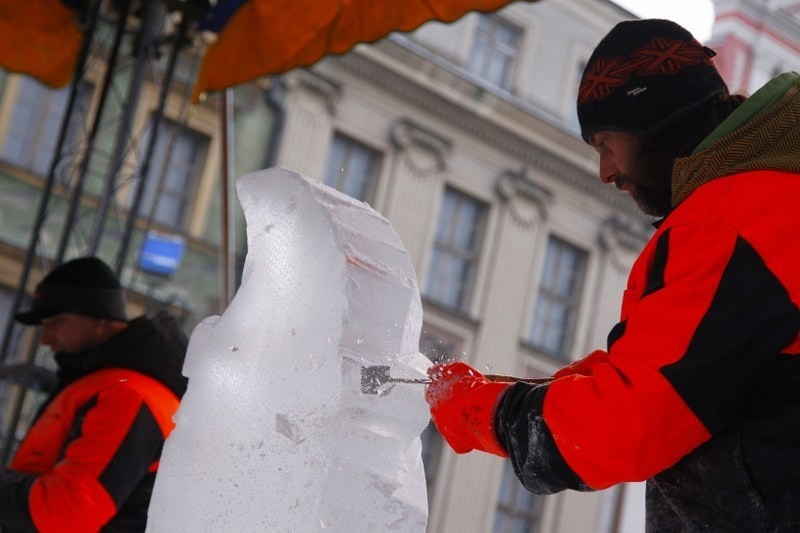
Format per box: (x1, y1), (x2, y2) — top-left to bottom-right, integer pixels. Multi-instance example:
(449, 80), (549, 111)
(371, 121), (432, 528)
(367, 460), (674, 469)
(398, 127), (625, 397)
(139, 232), (185, 276)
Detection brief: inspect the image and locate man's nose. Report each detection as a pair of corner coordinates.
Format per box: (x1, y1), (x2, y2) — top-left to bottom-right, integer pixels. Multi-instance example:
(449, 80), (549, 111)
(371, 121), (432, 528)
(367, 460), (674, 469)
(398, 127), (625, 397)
(598, 155), (618, 185)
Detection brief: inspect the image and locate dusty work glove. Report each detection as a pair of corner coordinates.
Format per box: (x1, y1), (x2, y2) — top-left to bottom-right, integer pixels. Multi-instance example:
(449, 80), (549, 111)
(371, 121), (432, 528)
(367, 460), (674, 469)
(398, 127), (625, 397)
(425, 362), (510, 457)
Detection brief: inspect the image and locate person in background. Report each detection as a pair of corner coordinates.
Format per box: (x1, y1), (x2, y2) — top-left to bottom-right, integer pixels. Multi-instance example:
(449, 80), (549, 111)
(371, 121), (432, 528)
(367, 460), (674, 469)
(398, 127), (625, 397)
(426, 19), (800, 531)
(0, 256), (188, 532)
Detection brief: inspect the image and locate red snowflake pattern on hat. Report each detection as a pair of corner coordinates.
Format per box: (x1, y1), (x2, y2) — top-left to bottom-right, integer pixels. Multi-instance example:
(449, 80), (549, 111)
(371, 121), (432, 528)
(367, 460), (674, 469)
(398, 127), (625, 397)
(579, 38), (715, 104)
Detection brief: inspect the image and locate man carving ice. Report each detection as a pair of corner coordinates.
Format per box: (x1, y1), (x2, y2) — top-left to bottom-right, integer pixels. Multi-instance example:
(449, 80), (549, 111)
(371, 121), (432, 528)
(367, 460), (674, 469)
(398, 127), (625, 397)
(426, 19), (800, 531)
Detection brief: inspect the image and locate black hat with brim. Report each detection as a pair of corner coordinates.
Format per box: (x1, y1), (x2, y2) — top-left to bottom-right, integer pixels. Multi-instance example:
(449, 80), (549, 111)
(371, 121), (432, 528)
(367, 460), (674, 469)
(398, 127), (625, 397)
(14, 257), (127, 325)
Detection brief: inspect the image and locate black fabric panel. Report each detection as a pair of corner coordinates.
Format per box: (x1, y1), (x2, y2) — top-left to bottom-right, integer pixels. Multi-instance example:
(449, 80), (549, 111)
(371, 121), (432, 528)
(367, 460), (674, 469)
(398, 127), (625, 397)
(0, 469), (37, 532)
(58, 394), (98, 464)
(643, 229), (670, 297)
(737, 354), (800, 526)
(100, 472), (157, 532)
(648, 359), (800, 530)
(660, 237), (800, 434)
(742, 354), (800, 442)
(54, 312), (188, 400)
(495, 382), (591, 494)
(607, 320), (626, 350)
(608, 230), (670, 351)
(646, 429), (773, 532)
(98, 405), (164, 510)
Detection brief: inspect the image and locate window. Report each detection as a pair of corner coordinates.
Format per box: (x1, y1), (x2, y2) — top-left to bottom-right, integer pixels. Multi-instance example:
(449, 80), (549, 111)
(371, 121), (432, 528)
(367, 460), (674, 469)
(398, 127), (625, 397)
(420, 326), (462, 365)
(424, 187), (487, 312)
(528, 236), (588, 360)
(418, 325), (463, 491)
(323, 133), (380, 202)
(467, 15), (522, 90)
(1, 77), (93, 176)
(494, 462), (543, 532)
(420, 422), (443, 492)
(567, 59), (588, 131)
(137, 117), (209, 229)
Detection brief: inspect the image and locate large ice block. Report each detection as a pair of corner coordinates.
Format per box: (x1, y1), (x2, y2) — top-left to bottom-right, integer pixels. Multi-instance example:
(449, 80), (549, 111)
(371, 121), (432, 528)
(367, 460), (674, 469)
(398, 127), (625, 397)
(147, 167), (431, 531)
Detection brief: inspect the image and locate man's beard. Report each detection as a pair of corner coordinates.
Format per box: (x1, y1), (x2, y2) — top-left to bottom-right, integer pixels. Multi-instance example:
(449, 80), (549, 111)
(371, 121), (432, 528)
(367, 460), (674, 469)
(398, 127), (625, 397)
(618, 150), (675, 218)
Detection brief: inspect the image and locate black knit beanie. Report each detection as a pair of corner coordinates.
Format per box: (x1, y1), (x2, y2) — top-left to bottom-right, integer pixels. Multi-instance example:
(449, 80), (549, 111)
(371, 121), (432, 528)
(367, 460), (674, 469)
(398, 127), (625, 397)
(15, 257), (127, 325)
(577, 19), (729, 142)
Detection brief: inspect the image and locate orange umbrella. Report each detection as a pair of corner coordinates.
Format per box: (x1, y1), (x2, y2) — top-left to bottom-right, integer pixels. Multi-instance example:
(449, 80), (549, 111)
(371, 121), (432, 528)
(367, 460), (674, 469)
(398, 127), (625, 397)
(194, 0), (530, 100)
(0, 0), (528, 97)
(0, 0), (82, 88)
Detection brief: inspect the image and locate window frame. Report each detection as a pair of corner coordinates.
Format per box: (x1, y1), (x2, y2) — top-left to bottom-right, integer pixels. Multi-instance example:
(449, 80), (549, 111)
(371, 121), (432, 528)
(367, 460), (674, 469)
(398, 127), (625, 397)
(526, 235), (589, 361)
(424, 186), (488, 313)
(322, 131), (381, 203)
(0, 75), (95, 178)
(418, 324), (464, 497)
(565, 52), (590, 132)
(466, 14), (523, 90)
(493, 461), (544, 532)
(135, 115), (210, 231)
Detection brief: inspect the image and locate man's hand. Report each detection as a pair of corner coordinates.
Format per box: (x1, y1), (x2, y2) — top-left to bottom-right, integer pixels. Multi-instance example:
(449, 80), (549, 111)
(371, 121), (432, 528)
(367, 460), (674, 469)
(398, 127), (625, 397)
(425, 362), (510, 457)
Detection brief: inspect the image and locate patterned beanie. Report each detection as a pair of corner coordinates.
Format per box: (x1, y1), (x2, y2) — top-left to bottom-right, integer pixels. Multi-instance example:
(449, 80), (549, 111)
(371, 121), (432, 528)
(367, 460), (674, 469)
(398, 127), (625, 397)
(577, 19), (729, 142)
(15, 256), (128, 325)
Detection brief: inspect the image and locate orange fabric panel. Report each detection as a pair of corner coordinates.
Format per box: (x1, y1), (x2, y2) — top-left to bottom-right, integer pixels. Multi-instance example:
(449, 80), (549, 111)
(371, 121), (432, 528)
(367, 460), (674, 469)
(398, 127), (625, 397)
(543, 222), (742, 489)
(545, 358), (711, 490)
(110, 369), (180, 436)
(194, 0), (532, 100)
(29, 471), (117, 533)
(0, 0), (82, 87)
(12, 369), (180, 532)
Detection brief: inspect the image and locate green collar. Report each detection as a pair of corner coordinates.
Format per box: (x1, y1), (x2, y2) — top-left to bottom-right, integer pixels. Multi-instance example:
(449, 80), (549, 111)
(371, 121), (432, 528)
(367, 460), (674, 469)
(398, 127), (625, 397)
(694, 72), (800, 153)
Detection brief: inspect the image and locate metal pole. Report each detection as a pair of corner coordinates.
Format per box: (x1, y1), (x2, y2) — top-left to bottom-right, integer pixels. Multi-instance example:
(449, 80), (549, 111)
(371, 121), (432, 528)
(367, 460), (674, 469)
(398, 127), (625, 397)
(55, 1), (132, 263)
(0, 0), (103, 463)
(88, 0), (162, 256)
(219, 87), (236, 309)
(113, 9), (189, 276)
(0, 0), (102, 363)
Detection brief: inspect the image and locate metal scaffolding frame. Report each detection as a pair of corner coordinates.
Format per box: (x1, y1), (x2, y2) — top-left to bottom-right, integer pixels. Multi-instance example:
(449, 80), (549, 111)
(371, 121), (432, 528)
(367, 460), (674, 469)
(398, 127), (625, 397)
(0, 0), (204, 463)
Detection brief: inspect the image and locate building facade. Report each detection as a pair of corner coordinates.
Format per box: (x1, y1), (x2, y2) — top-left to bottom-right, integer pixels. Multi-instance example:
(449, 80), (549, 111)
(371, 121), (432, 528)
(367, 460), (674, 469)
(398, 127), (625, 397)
(265, 1), (654, 531)
(710, 0), (800, 94)
(0, 0), (662, 531)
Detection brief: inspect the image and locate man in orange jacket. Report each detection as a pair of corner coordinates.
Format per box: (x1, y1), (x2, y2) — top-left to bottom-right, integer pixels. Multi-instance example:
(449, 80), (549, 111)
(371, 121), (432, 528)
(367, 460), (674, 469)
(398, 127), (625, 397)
(0, 257), (187, 532)
(426, 19), (800, 531)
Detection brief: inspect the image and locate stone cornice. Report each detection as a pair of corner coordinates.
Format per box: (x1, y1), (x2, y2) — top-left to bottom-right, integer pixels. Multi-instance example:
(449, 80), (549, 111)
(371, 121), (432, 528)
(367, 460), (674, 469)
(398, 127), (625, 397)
(599, 214), (653, 255)
(496, 167), (553, 227)
(282, 69), (342, 114)
(390, 118), (452, 172)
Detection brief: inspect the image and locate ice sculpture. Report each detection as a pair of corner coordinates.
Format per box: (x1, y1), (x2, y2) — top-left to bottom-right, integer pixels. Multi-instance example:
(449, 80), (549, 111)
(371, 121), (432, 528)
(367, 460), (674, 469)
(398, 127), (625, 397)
(146, 167), (431, 531)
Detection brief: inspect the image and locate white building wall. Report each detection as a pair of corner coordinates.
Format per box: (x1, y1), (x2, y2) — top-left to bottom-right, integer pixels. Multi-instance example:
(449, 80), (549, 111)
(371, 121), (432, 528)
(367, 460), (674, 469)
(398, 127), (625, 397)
(274, 71), (339, 179)
(272, 0), (652, 531)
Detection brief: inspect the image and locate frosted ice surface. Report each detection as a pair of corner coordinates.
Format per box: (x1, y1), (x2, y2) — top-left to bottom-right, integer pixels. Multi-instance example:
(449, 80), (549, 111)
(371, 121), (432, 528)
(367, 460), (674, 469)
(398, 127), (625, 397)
(147, 167), (431, 532)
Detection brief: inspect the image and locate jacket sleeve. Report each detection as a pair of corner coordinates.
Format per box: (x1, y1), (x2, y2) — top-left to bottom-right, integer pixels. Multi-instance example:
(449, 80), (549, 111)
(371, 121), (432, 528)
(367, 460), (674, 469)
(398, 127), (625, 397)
(0, 469), (37, 531)
(496, 221), (800, 493)
(24, 383), (166, 532)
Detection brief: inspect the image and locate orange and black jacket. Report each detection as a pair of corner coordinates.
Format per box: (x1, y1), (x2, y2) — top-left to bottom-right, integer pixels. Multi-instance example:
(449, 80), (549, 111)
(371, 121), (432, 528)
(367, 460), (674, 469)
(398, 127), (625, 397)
(496, 73), (800, 531)
(0, 311), (187, 532)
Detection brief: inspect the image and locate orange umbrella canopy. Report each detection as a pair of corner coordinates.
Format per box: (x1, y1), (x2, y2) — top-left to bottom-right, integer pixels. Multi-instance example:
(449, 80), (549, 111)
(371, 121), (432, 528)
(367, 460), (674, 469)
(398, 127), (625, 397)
(0, 0), (529, 97)
(0, 0), (83, 88)
(194, 0), (530, 99)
